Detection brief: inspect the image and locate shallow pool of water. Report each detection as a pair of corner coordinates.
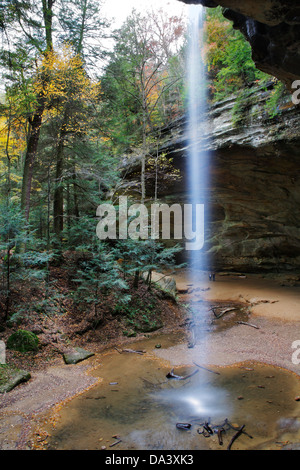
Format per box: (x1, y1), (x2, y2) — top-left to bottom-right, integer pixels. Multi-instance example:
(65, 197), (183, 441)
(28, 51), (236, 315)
(43, 335), (300, 451)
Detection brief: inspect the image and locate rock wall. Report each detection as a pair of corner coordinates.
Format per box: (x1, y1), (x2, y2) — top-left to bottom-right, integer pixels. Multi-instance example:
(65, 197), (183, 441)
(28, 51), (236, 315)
(124, 85), (300, 272)
(166, 86), (300, 272)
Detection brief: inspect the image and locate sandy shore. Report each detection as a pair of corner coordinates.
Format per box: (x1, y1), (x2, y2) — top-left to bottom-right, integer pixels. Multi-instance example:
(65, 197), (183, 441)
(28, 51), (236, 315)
(173, 269), (300, 322)
(0, 271), (299, 449)
(154, 270), (300, 373)
(0, 361), (99, 450)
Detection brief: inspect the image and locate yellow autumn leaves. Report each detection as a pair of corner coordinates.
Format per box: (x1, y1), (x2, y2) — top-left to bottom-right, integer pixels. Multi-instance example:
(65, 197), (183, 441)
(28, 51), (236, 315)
(34, 44), (99, 116)
(0, 43), (101, 207)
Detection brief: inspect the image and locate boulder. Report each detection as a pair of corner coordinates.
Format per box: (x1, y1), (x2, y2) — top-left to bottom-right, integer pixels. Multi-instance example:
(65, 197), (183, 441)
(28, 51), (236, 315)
(63, 347), (94, 365)
(7, 329), (39, 353)
(142, 271), (177, 298)
(0, 365), (31, 393)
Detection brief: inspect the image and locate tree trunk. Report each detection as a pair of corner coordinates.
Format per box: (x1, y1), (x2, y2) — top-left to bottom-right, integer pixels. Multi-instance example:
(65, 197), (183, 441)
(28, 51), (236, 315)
(141, 103), (147, 204)
(21, 112), (43, 220)
(72, 168), (80, 219)
(77, 0), (88, 55)
(133, 269), (140, 288)
(20, 0), (54, 219)
(53, 135), (64, 239)
(42, 0), (54, 51)
(4, 111), (12, 323)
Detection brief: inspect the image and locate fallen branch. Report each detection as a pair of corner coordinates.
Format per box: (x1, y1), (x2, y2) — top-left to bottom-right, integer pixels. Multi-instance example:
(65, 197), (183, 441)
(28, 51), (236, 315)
(193, 361), (220, 375)
(236, 321), (260, 329)
(166, 368), (199, 380)
(212, 307), (238, 319)
(225, 419), (253, 439)
(203, 422), (213, 435)
(122, 348), (146, 354)
(217, 428), (225, 446)
(109, 439), (122, 447)
(227, 424), (245, 450)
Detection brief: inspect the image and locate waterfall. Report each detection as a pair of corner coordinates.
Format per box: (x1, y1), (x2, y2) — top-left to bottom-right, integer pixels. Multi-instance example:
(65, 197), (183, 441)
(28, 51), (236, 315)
(154, 5), (228, 427)
(186, 5), (210, 353)
(186, 4), (208, 260)
(175, 5), (229, 420)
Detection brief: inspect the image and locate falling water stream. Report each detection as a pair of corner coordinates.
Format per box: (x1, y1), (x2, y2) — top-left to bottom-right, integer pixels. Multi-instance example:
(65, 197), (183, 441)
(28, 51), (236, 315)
(35, 6), (300, 451)
(185, 4), (210, 360)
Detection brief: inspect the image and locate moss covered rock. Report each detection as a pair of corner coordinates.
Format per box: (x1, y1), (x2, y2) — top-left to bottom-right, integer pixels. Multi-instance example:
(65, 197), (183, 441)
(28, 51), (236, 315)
(63, 347), (94, 365)
(0, 364), (31, 393)
(7, 329), (39, 353)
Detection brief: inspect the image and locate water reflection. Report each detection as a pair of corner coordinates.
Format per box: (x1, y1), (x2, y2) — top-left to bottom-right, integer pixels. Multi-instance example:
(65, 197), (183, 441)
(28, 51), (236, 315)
(44, 343), (300, 450)
(152, 373), (230, 422)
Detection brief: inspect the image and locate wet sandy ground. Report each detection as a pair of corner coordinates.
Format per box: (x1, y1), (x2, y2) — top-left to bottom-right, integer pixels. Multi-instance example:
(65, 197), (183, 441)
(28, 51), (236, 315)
(174, 269), (300, 322)
(156, 270), (300, 373)
(0, 362), (99, 450)
(42, 347), (300, 451)
(0, 271), (299, 449)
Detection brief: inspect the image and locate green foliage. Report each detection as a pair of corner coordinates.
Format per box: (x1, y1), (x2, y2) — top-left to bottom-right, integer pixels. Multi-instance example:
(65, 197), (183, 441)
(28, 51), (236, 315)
(0, 202), (51, 286)
(205, 7), (270, 101)
(112, 238), (183, 285)
(100, 9), (186, 155)
(119, 296), (162, 333)
(7, 329), (39, 352)
(57, 0), (110, 59)
(0, 201), (53, 324)
(71, 244), (129, 304)
(64, 215), (128, 305)
(264, 80), (287, 118)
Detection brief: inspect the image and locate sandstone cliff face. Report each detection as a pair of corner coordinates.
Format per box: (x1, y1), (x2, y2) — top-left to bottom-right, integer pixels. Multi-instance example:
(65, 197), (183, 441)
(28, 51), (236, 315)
(163, 86), (300, 272)
(181, 0), (300, 89)
(125, 85), (300, 272)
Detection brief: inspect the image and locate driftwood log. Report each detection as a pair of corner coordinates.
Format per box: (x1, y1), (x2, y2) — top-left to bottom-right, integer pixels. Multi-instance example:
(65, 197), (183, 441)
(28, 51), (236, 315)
(114, 347), (146, 355)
